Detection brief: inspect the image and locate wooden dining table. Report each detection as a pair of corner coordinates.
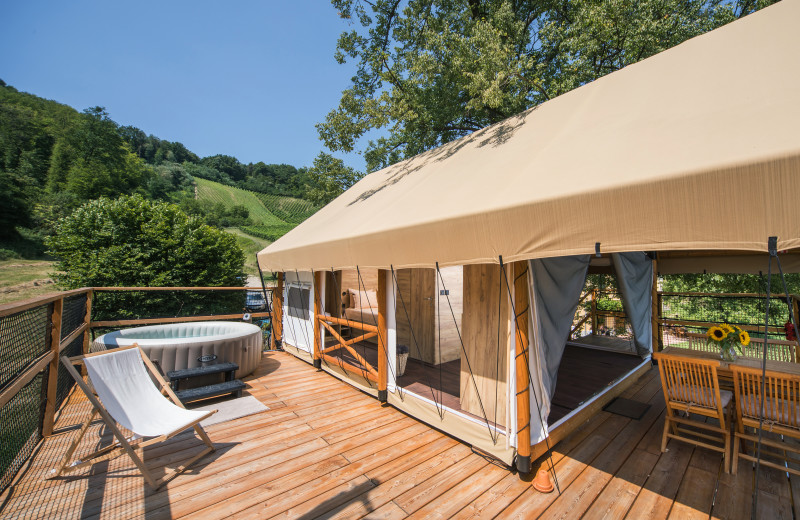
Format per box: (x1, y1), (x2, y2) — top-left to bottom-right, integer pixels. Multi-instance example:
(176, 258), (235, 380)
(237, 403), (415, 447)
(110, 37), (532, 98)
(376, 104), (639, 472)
(659, 346), (800, 381)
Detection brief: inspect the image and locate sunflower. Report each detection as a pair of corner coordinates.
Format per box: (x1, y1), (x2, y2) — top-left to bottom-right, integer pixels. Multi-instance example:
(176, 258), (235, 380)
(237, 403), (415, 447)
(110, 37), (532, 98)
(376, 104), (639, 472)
(739, 330), (750, 346)
(721, 324), (735, 334)
(708, 326), (726, 341)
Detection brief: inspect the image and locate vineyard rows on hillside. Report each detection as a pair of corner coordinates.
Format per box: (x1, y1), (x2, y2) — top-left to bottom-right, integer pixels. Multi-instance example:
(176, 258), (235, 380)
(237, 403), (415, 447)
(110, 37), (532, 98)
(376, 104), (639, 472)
(195, 178), (318, 242)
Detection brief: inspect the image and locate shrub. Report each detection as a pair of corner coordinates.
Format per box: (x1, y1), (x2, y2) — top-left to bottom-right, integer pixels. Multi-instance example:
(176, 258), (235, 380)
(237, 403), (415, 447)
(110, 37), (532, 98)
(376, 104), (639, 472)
(46, 195), (245, 318)
(0, 248), (20, 260)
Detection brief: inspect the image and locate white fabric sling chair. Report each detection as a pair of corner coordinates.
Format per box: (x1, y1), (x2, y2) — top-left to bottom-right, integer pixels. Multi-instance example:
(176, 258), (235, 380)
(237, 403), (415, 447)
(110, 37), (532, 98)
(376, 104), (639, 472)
(52, 345), (217, 489)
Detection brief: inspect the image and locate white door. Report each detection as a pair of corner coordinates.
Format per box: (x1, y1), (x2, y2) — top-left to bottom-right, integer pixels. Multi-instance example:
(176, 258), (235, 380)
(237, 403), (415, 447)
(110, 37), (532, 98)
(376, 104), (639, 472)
(283, 281), (314, 353)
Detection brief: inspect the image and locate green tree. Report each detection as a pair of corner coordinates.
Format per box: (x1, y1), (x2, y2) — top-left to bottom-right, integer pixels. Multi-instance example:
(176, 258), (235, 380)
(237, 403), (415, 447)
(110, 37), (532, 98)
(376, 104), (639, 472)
(47, 195), (245, 289)
(201, 154), (247, 182)
(0, 170), (33, 238)
(321, 0), (776, 172)
(47, 195), (246, 318)
(305, 152), (363, 205)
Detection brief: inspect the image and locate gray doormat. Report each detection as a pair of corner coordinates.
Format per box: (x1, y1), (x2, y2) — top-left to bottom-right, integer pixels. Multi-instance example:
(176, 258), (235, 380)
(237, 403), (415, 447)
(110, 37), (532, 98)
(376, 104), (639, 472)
(603, 397), (651, 420)
(191, 395), (269, 427)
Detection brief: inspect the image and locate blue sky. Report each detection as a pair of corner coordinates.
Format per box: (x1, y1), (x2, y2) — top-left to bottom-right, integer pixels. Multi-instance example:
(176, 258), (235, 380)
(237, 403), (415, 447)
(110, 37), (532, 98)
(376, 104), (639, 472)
(0, 1), (368, 170)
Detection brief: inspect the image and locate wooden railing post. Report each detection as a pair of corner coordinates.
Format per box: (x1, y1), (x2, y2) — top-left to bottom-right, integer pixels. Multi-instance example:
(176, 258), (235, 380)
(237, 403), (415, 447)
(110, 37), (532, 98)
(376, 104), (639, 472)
(513, 261), (532, 474)
(82, 290), (93, 355)
(377, 269), (388, 403)
(652, 258), (661, 352)
(271, 273), (283, 349)
(313, 271), (323, 369)
(591, 288), (598, 335)
(792, 295), (800, 360)
(42, 296), (63, 437)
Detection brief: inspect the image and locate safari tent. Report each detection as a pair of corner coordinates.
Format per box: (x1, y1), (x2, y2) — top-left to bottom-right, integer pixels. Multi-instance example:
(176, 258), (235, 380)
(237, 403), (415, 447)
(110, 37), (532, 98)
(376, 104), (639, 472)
(258, 0), (800, 471)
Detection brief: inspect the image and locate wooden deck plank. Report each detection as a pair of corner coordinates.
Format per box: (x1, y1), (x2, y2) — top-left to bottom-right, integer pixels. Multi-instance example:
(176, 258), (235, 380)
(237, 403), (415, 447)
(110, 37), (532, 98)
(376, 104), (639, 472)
(93, 416), (420, 519)
(392, 455), (490, 514)
(536, 373), (665, 519)
(448, 471), (532, 520)
(495, 363), (661, 520)
(3, 351), (784, 520)
(404, 462), (508, 519)
(669, 466), (720, 519)
(144, 421), (431, 520)
(624, 434), (697, 518)
(581, 448), (660, 520)
(320, 443), (472, 520)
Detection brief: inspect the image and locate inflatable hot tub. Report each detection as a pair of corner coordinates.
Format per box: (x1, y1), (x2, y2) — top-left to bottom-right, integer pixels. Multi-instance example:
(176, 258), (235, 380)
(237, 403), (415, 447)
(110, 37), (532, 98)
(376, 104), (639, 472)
(92, 321), (262, 377)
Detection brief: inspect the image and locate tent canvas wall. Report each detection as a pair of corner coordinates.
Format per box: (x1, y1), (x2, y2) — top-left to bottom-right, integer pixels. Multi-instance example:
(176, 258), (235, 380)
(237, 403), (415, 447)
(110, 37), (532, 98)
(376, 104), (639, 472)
(261, 1), (800, 467)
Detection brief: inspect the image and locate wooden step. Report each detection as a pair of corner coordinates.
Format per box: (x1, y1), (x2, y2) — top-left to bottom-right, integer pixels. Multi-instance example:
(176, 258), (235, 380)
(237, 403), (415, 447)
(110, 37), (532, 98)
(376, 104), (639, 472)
(175, 379), (246, 404)
(167, 361), (239, 381)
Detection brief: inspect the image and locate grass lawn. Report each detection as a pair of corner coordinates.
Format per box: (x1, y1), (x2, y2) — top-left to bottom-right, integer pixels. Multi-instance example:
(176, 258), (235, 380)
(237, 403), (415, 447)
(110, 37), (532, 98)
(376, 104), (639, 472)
(225, 228), (274, 280)
(0, 260), (60, 305)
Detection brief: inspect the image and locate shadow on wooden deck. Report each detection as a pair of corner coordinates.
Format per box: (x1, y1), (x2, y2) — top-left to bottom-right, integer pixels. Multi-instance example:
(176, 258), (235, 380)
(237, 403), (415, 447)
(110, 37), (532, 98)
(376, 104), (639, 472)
(2, 351), (799, 519)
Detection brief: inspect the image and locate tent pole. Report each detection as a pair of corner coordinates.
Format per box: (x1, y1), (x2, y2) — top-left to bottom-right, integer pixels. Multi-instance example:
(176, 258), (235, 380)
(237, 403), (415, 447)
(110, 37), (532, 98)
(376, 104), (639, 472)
(377, 269), (388, 402)
(271, 273), (284, 350)
(651, 255), (661, 352)
(313, 271), (323, 369)
(513, 260), (532, 474)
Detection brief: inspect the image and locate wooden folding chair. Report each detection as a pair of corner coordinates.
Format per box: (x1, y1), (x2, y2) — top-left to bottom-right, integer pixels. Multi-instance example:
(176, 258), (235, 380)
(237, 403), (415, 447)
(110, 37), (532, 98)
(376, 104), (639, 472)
(653, 351), (734, 472)
(731, 364), (800, 475)
(51, 345), (217, 489)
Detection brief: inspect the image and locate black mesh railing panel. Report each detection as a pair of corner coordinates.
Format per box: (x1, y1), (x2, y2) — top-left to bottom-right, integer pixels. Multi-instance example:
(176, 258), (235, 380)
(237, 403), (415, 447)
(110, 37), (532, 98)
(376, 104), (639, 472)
(0, 304), (51, 391)
(0, 372), (45, 491)
(660, 294), (790, 339)
(60, 293), (88, 341)
(56, 335), (83, 408)
(92, 289), (253, 322)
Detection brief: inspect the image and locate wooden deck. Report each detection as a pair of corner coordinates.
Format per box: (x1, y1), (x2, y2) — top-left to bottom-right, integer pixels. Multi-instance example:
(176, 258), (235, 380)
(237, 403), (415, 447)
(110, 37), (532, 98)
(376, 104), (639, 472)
(1, 351), (796, 519)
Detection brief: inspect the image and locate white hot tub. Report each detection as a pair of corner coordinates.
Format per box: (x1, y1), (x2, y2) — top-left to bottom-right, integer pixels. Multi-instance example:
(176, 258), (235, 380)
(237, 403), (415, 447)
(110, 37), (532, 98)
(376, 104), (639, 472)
(92, 321), (262, 377)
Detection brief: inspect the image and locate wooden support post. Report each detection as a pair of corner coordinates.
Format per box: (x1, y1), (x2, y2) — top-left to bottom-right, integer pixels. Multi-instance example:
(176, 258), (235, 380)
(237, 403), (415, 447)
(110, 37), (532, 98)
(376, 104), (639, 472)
(792, 295), (800, 360)
(313, 271), (323, 369)
(377, 269), (388, 403)
(590, 288), (598, 335)
(513, 261), (532, 474)
(271, 273), (283, 349)
(652, 257), (661, 352)
(43, 297), (63, 437)
(82, 290), (93, 356)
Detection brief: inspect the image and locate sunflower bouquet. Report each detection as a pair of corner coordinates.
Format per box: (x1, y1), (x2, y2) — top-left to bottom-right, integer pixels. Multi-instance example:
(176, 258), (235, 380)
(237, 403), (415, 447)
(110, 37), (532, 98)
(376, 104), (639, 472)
(706, 323), (750, 361)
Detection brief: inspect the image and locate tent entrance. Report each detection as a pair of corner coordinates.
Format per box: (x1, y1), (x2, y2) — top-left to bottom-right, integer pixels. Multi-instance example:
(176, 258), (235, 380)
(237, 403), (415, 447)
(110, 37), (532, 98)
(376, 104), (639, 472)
(567, 265), (645, 356)
(547, 344), (646, 424)
(320, 265), (509, 432)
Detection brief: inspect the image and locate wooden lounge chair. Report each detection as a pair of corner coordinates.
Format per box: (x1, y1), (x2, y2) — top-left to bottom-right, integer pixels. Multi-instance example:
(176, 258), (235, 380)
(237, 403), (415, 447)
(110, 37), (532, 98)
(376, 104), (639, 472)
(653, 351), (734, 472)
(51, 345), (217, 489)
(731, 364), (800, 475)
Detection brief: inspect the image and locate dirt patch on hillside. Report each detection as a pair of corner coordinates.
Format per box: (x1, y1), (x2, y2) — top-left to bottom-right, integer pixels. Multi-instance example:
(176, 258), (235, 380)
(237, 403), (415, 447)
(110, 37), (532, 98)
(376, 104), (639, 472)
(1, 278), (55, 294)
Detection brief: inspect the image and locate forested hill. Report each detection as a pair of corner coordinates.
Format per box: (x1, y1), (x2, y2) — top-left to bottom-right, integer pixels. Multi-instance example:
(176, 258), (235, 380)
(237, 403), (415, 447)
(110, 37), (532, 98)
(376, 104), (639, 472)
(0, 81), (313, 255)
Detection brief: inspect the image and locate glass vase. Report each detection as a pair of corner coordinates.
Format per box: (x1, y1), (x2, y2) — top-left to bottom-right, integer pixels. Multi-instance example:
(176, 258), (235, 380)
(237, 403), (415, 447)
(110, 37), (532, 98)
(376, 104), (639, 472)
(721, 347), (737, 362)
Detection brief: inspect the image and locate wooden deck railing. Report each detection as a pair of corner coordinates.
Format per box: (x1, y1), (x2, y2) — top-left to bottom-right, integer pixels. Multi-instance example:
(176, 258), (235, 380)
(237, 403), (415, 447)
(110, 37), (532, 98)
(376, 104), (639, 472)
(316, 313), (379, 382)
(2, 284), (799, 492)
(0, 285), (273, 493)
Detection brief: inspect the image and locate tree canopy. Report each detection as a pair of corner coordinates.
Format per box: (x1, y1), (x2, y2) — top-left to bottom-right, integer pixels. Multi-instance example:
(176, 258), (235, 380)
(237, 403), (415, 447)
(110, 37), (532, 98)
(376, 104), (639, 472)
(46, 195), (245, 289)
(320, 0), (776, 172)
(305, 152), (363, 205)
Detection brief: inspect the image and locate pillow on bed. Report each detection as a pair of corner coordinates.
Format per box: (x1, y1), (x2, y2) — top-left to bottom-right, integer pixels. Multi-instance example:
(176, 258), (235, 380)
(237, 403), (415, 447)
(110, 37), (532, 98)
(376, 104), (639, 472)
(347, 288), (378, 308)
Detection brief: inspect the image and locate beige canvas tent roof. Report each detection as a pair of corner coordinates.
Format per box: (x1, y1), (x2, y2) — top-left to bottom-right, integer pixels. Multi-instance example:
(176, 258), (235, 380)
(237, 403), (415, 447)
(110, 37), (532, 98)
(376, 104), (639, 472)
(259, 0), (800, 272)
